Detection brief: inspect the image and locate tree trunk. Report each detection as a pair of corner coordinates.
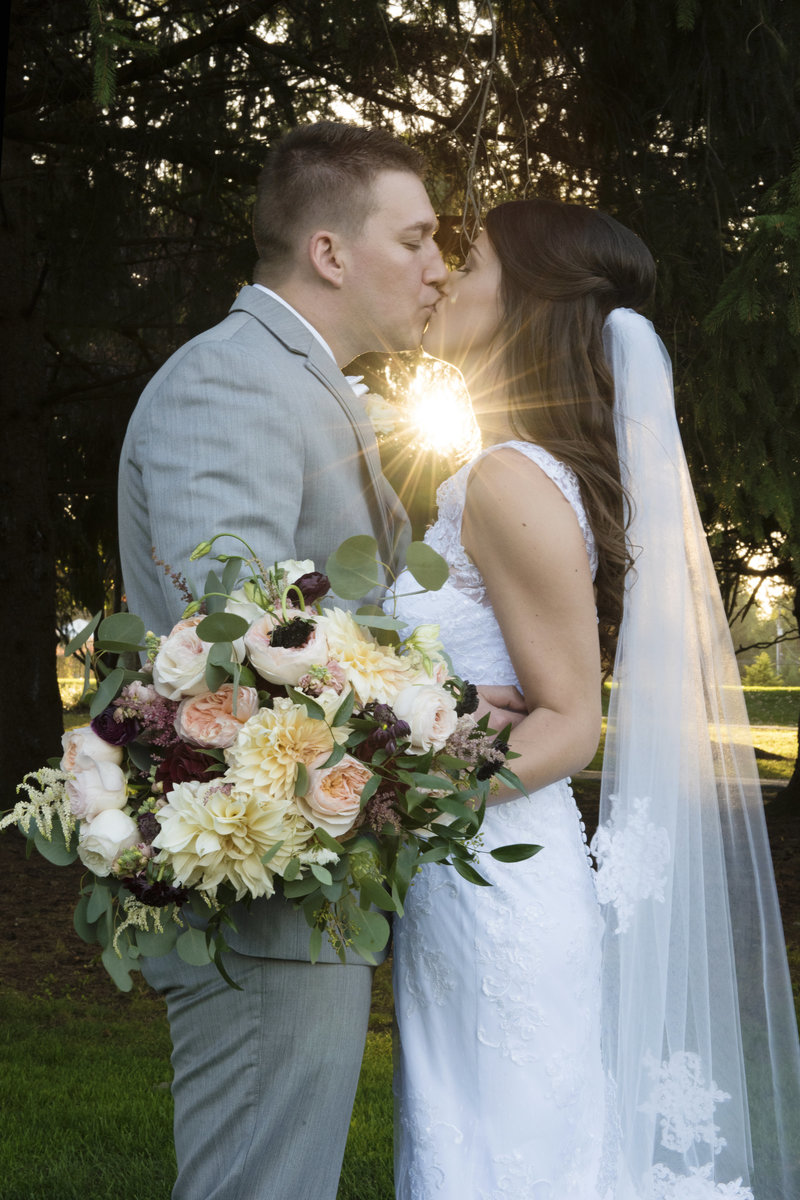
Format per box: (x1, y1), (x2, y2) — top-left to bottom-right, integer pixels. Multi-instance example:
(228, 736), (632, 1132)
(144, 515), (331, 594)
(0, 80), (63, 803)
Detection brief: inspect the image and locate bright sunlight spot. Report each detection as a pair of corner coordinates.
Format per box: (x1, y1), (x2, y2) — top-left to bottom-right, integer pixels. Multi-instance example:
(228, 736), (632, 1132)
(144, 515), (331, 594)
(404, 360), (481, 462)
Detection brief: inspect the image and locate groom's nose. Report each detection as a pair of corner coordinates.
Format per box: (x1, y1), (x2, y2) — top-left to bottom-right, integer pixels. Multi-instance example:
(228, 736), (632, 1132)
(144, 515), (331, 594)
(423, 243), (448, 289)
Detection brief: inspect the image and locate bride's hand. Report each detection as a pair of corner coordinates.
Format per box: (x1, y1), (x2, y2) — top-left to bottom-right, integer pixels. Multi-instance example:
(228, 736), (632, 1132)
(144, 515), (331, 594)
(475, 685), (527, 731)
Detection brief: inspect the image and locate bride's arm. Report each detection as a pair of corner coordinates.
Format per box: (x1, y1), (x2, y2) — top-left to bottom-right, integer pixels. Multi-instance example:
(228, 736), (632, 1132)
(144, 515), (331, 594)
(461, 448), (602, 802)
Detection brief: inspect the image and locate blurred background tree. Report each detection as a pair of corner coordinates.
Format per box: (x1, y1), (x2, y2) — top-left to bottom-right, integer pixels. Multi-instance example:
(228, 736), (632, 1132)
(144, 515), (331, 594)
(3, 0), (799, 797)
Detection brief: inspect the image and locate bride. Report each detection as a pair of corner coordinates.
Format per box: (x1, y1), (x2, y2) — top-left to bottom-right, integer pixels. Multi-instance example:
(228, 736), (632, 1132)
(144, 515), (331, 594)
(390, 199), (800, 1199)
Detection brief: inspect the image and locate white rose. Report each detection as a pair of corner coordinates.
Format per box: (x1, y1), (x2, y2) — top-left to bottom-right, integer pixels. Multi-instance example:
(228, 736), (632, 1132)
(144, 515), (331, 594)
(60, 726), (124, 775)
(276, 558), (315, 584)
(225, 588), (271, 626)
(66, 759), (128, 821)
(393, 682), (458, 754)
(77, 808), (139, 877)
(152, 616), (210, 701)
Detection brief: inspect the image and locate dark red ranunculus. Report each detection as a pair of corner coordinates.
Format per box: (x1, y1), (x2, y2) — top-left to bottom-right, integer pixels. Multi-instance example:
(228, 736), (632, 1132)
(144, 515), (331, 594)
(91, 706), (141, 745)
(290, 571), (330, 607)
(154, 742), (216, 793)
(137, 811), (161, 845)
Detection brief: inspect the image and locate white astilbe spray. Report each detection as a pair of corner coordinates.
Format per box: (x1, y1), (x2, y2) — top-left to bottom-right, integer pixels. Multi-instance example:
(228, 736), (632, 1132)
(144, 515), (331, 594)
(0, 768), (74, 842)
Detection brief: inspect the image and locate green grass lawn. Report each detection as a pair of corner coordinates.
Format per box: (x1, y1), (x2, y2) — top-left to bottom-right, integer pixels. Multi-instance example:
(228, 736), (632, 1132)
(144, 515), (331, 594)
(0, 972), (394, 1200)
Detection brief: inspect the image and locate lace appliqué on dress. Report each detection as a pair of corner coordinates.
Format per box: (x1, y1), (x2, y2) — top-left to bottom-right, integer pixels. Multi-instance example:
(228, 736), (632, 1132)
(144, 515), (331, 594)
(590, 796), (670, 933)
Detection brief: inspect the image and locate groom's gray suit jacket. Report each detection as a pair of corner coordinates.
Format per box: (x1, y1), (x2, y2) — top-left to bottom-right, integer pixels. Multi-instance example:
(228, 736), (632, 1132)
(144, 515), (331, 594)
(118, 284), (409, 963)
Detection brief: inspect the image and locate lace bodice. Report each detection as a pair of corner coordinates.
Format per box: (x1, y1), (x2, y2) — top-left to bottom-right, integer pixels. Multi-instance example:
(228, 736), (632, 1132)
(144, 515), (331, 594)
(393, 440), (597, 687)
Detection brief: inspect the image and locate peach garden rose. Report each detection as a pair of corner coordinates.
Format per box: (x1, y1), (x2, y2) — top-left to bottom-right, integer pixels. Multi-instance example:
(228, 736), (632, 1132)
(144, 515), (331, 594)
(297, 754), (373, 837)
(175, 683), (260, 749)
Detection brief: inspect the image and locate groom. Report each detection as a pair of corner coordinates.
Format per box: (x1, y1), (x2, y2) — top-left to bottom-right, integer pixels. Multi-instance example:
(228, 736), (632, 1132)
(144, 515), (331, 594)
(118, 122), (446, 1200)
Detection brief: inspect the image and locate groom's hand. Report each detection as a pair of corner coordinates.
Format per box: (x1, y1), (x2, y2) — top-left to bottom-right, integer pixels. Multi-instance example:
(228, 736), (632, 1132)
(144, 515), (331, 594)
(475, 685), (527, 732)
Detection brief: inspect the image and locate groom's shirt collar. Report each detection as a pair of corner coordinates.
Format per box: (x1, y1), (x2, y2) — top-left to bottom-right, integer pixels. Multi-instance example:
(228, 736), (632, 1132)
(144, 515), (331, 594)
(252, 284), (368, 397)
(253, 284), (336, 365)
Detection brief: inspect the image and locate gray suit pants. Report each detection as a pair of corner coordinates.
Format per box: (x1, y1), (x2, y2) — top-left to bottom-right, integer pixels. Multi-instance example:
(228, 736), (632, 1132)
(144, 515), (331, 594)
(143, 950), (374, 1200)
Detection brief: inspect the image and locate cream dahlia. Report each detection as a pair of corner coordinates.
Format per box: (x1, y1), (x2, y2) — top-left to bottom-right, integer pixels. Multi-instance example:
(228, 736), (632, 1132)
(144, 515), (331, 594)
(224, 697), (335, 804)
(317, 607), (413, 705)
(152, 780), (287, 900)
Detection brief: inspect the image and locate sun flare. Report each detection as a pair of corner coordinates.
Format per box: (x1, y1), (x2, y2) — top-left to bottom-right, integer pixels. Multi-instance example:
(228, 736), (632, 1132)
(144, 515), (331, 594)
(405, 362), (481, 462)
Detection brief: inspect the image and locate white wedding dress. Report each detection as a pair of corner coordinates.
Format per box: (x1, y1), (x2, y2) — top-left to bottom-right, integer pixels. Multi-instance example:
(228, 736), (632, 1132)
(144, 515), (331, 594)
(392, 441), (612, 1200)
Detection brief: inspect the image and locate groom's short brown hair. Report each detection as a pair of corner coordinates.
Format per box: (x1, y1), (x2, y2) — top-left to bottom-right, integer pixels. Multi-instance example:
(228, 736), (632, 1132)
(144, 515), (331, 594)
(252, 122), (426, 282)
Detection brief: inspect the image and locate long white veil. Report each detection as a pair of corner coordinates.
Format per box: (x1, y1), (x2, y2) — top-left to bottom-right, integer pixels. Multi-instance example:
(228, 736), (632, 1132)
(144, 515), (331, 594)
(591, 308), (800, 1199)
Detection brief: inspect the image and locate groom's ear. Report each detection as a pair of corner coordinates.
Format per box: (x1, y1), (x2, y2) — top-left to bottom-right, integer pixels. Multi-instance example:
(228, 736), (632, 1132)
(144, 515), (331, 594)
(308, 230), (345, 288)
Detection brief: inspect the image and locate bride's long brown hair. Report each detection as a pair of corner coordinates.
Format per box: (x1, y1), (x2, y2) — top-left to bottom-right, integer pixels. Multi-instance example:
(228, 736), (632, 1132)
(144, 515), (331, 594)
(483, 199), (656, 668)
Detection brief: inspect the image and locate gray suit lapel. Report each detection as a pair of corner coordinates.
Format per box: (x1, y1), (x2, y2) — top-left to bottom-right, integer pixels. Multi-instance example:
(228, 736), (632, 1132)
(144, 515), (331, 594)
(304, 344), (407, 571)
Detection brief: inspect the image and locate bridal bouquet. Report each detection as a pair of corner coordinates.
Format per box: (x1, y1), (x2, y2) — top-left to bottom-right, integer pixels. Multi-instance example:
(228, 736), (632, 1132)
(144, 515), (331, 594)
(3, 534), (533, 990)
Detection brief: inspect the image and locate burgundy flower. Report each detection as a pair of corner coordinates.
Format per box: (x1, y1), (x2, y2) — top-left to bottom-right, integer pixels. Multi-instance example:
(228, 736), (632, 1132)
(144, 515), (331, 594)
(290, 571), (330, 607)
(455, 682), (479, 718)
(91, 706), (141, 746)
(354, 702), (410, 761)
(137, 810), (161, 845)
(154, 742), (216, 793)
(122, 873), (190, 907)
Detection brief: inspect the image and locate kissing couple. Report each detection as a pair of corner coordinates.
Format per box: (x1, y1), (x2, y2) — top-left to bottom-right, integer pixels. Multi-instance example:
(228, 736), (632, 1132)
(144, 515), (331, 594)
(118, 121), (800, 1200)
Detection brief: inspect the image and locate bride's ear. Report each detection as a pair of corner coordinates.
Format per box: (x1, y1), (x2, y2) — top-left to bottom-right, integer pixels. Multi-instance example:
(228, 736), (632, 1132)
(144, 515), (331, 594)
(308, 230), (345, 288)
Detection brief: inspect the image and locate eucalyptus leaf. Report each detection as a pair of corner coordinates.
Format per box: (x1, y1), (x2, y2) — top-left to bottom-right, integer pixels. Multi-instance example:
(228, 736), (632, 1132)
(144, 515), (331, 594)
(351, 613), (405, 631)
(86, 883), (113, 923)
(325, 536), (380, 599)
(282, 875), (319, 899)
(89, 667), (126, 718)
(286, 686), (325, 721)
(489, 843), (543, 863)
(320, 879), (346, 903)
(318, 741), (346, 770)
(294, 762), (309, 797)
(404, 541), (449, 590)
(495, 766), (526, 794)
(64, 610), (102, 656)
(222, 556), (244, 595)
(352, 775), (377, 811)
(418, 844), (450, 865)
(196, 612), (249, 643)
(309, 926), (323, 965)
(452, 857), (491, 886)
(97, 611), (146, 648)
(332, 689), (356, 727)
(207, 641), (235, 667)
(314, 827), (343, 856)
(33, 822), (78, 866)
(283, 856), (301, 882)
(101, 942), (135, 991)
(332, 534), (379, 569)
(205, 660), (231, 692)
(135, 921), (180, 957)
(353, 907), (390, 953)
(409, 772), (457, 792)
(203, 571), (226, 614)
(73, 894), (100, 944)
(310, 863), (333, 886)
(260, 840), (285, 866)
(359, 879), (396, 912)
(176, 926), (213, 966)
(127, 740), (156, 773)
